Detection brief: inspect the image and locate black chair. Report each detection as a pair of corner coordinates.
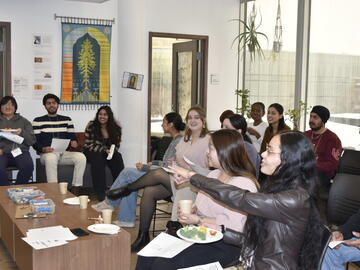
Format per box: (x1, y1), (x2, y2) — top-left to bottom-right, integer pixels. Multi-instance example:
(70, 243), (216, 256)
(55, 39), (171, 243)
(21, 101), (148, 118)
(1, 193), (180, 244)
(151, 136), (173, 161)
(150, 196), (172, 237)
(317, 225), (332, 270)
(337, 149), (360, 175)
(327, 173), (360, 225)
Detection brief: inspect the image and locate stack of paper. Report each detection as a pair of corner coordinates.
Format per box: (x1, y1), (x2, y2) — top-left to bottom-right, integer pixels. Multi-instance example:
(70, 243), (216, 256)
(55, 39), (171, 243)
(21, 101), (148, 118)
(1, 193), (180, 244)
(0, 132), (24, 144)
(137, 232), (193, 258)
(22, 225), (78, 250)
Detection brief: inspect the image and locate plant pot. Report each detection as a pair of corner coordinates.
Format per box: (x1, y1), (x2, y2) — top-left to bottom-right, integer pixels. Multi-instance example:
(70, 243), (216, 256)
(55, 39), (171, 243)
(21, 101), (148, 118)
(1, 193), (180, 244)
(247, 43), (256, 52)
(273, 41), (282, 53)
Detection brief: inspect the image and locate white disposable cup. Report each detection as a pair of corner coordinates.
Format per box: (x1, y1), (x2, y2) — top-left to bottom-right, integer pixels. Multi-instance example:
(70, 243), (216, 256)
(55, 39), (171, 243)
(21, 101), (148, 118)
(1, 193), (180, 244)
(79, 195), (89, 209)
(101, 209), (113, 224)
(179, 200), (193, 214)
(59, 182), (68, 195)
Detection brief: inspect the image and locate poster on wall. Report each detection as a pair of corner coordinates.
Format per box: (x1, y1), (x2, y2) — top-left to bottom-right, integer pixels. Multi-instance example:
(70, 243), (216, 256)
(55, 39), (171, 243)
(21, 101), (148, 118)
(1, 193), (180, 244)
(32, 34), (53, 99)
(122, 72), (144, 90)
(13, 76), (30, 99)
(60, 22), (112, 106)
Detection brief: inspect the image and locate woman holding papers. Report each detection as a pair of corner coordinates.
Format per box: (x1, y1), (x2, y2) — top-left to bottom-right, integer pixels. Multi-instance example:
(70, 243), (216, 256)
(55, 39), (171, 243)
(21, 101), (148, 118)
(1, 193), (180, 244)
(84, 106), (124, 201)
(0, 96), (35, 185)
(170, 131), (323, 270)
(135, 129), (258, 270)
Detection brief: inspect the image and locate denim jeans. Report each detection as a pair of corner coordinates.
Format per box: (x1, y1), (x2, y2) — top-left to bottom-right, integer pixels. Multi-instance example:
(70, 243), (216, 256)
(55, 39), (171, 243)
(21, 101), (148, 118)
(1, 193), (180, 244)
(321, 238), (360, 270)
(105, 167), (145, 222)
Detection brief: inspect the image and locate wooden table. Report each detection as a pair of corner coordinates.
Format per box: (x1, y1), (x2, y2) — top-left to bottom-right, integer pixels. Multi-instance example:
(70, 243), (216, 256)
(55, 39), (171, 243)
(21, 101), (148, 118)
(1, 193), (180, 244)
(0, 183), (131, 270)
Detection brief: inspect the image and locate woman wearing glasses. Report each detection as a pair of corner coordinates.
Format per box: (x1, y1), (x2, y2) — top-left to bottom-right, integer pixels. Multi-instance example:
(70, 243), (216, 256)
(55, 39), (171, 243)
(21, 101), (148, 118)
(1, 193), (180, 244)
(0, 96), (35, 185)
(171, 131), (323, 270)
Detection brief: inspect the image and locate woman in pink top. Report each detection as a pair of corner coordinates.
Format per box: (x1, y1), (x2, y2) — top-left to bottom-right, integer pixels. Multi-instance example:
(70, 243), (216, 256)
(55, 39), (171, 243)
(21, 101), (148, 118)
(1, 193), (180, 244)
(136, 129), (258, 270)
(108, 106), (210, 252)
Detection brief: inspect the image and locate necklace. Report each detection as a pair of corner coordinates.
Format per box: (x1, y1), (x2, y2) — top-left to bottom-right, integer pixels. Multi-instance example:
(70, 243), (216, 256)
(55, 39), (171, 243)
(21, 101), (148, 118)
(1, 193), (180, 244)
(311, 131), (325, 154)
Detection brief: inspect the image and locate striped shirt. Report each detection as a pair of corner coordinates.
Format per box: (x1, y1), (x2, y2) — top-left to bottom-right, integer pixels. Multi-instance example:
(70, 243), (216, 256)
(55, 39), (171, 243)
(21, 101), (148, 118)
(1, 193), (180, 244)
(32, 114), (77, 153)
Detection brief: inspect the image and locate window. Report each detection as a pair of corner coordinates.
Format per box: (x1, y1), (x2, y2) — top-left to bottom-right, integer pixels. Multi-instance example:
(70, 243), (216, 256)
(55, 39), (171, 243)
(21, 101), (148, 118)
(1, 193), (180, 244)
(308, 0), (360, 149)
(243, 0), (298, 126)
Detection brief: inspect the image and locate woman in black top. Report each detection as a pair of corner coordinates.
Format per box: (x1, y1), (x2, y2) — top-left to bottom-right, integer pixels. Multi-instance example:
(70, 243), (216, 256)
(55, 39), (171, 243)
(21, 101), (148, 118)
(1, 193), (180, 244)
(84, 106), (124, 200)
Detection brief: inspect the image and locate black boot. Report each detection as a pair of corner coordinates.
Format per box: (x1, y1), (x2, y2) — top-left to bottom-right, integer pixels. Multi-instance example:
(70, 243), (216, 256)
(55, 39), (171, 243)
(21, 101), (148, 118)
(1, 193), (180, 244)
(106, 186), (132, 200)
(131, 231), (150, 253)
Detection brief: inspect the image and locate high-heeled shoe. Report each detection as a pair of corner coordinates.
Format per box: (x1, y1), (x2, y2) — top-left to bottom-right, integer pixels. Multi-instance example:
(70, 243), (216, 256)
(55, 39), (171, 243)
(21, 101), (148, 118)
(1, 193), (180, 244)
(131, 231), (150, 253)
(106, 186), (132, 199)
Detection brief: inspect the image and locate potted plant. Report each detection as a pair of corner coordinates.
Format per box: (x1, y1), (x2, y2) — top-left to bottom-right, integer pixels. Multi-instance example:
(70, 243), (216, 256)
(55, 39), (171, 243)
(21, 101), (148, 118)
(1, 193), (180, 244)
(232, 3), (268, 61)
(235, 88), (251, 117)
(285, 101), (311, 130)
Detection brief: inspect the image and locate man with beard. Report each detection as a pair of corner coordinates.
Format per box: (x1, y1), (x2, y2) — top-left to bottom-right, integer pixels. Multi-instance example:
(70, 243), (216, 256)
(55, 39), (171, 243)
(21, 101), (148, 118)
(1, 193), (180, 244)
(305, 105), (342, 190)
(32, 94), (85, 193)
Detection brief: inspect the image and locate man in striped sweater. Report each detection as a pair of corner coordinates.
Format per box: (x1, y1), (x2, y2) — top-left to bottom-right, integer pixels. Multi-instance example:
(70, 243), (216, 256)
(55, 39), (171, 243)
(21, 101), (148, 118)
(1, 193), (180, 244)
(32, 94), (86, 190)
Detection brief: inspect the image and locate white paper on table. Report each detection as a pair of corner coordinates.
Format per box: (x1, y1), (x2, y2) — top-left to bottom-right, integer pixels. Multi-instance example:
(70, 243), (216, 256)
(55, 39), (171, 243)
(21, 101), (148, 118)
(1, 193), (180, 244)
(22, 237), (69, 250)
(137, 232), (193, 258)
(26, 225), (78, 241)
(51, 138), (70, 153)
(328, 240), (345, 249)
(178, 261), (224, 270)
(0, 132), (24, 144)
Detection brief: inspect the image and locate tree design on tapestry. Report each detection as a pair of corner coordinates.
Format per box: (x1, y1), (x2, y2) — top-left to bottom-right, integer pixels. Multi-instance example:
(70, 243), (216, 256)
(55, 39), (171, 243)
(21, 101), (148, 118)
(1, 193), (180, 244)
(61, 23), (112, 105)
(73, 33), (100, 102)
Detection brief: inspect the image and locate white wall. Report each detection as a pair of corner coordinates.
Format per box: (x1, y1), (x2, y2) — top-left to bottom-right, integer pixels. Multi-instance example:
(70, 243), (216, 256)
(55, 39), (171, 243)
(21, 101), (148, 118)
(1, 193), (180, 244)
(1, 0), (241, 167)
(117, 0), (241, 164)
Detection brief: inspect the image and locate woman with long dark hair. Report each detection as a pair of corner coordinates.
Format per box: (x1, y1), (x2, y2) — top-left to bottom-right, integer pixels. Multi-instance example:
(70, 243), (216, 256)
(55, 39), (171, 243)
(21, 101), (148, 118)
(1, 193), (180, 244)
(135, 129), (258, 270)
(222, 114), (260, 177)
(172, 131), (323, 270)
(260, 103), (290, 153)
(84, 106), (124, 200)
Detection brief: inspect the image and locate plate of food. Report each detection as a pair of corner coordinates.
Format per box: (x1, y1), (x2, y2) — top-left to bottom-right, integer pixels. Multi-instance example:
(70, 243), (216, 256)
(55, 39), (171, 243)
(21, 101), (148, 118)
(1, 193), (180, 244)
(87, 224), (120, 235)
(63, 197), (90, 205)
(0, 128), (17, 132)
(177, 225), (223, 244)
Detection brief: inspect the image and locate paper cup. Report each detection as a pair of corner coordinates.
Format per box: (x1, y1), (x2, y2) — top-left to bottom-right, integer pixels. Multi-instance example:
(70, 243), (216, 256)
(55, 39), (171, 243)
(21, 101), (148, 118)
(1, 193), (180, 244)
(59, 182), (68, 195)
(79, 195), (89, 209)
(179, 200), (193, 214)
(101, 209), (113, 224)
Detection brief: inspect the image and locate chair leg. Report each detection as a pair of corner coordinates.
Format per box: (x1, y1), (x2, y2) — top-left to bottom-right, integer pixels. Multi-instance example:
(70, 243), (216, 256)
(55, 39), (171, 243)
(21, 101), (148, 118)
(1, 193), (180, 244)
(152, 208), (157, 237)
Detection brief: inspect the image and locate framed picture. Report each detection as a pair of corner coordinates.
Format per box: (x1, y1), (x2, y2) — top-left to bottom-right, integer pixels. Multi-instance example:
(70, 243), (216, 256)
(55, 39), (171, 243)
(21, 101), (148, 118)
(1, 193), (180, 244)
(122, 72), (144, 90)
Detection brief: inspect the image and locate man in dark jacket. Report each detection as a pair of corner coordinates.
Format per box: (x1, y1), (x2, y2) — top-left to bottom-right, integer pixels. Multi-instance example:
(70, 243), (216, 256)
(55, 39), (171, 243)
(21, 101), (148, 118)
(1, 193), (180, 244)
(321, 209), (360, 269)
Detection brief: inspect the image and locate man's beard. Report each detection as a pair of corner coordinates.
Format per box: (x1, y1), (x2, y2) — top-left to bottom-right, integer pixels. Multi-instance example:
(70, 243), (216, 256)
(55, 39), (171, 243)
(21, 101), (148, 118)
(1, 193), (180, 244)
(309, 122), (322, 131)
(47, 108), (57, 116)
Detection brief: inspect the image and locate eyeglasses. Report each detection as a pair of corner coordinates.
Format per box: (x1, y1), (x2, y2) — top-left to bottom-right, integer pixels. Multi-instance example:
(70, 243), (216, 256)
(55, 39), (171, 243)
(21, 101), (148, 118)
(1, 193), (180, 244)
(266, 144), (281, 155)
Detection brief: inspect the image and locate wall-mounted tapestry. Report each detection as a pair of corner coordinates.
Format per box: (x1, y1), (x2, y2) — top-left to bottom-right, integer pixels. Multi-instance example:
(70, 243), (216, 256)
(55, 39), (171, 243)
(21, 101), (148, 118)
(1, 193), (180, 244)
(60, 19), (112, 107)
